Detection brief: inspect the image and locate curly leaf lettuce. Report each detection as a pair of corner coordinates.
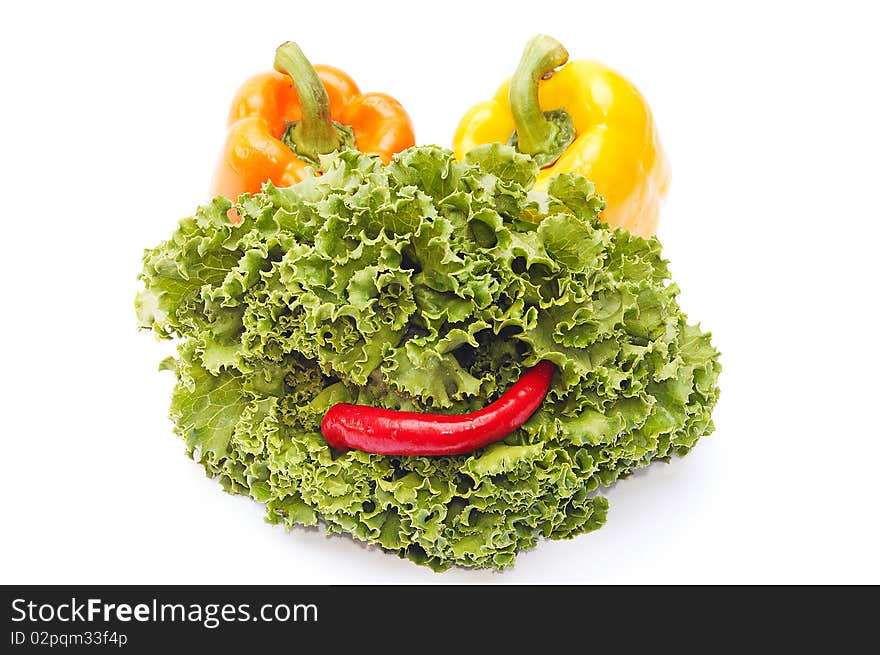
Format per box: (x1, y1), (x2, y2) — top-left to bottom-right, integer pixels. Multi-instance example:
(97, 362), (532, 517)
(137, 145), (720, 570)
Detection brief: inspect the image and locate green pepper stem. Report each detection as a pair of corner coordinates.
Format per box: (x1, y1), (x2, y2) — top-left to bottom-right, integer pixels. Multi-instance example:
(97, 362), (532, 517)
(508, 35), (569, 156)
(274, 42), (347, 163)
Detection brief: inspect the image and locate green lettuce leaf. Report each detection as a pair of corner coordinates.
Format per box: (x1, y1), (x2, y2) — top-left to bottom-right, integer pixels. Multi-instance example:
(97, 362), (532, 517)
(137, 145), (721, 571)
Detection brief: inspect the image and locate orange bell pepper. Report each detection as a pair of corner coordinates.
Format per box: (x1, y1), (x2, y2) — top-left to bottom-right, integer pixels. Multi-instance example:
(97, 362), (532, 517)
(211, 42), (415, 204)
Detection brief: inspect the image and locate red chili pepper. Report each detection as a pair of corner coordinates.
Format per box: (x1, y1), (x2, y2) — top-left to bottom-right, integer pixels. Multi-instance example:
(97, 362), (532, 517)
(321, 360), (555, 456)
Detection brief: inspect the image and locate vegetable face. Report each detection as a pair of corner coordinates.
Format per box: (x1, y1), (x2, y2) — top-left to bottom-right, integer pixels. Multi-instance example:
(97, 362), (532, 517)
(453, 35), (670, 237)
(137, 145), (720, 570)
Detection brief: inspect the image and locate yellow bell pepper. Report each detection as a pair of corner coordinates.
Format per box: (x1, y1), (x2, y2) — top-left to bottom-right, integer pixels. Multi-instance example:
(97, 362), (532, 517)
(453, 35), (670, 237)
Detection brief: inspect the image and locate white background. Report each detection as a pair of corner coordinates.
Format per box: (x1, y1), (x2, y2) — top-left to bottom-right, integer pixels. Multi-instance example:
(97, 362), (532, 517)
(1, 0), (878, 584)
